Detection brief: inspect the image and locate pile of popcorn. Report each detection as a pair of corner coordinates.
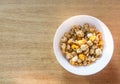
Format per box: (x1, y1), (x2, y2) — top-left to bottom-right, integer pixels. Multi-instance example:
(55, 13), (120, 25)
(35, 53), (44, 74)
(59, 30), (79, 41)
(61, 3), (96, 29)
(60, 23), (103, 66)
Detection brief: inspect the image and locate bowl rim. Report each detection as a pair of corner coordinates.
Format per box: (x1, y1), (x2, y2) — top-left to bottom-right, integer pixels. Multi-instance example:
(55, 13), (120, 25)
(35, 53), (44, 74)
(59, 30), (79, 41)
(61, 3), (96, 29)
(53, 15), (114, 76)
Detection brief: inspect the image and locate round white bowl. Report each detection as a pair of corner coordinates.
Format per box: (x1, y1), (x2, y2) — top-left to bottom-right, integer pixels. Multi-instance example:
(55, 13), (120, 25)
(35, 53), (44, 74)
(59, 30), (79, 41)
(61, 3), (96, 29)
(53, 15), (114, 76)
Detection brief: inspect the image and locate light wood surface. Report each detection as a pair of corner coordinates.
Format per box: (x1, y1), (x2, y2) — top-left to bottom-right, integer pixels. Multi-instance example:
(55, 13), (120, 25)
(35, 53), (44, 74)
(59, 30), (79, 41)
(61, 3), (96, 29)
(0, 0), (120, 84)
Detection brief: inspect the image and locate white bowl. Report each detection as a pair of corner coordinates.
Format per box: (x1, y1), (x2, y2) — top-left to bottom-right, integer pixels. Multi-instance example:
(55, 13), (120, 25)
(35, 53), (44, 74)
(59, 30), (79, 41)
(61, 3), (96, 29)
(53, 15), (114, 76)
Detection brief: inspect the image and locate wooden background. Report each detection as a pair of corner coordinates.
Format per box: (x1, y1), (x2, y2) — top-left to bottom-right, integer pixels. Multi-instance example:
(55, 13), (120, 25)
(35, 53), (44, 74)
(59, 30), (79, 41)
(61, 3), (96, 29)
(0, 0), (119, 84)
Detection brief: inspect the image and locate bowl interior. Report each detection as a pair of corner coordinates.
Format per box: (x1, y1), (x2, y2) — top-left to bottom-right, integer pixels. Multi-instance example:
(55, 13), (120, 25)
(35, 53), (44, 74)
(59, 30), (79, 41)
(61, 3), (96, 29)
(53, 15), (114, 75)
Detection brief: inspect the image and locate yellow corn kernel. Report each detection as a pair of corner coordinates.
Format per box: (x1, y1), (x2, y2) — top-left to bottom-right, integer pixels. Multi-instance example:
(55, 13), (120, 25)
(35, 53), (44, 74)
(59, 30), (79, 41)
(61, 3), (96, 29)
(79, 54), (85, 61)
(89, 35), (96, 41)
(70, 61), (75, 65)
(99, 40), (103, 46)
(71, 44), (79, 50)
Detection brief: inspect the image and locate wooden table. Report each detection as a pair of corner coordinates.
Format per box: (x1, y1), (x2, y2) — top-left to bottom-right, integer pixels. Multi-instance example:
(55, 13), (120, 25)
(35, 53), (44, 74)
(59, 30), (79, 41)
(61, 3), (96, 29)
(0, 0), (119, 84)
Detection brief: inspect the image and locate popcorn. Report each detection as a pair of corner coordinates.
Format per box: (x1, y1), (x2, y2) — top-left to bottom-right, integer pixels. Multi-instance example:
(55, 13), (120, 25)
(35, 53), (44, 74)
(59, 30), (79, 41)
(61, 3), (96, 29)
(89, 35), (96, 41)
(60, 23), (103, 66)
(80, 44), (88, 51)
(79, 54), (85, 61)
(71, 44), (79, 50)
(71, 56), (78, 62)
(95, 48), (102, 56)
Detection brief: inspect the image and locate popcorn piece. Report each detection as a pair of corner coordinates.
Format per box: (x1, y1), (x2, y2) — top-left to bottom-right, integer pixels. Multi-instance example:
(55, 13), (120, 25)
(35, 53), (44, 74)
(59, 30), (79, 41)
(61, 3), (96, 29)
(67, 38), (74, 44)
(87, 40), (93, 46)
(71, 51), (77, 56)
(87, 33), (92, 38)
(76, 30), (84, 37)
(69, 60), (75, 65)
(89, 35), (96, 41)
(84, 48), (89, 55)
(64, 32), (71, 38)
(77, 59), (82, 63)
(66, 44), (70, 50)
(71, 56), (78, 62)
(83, 61), (87, 66)
(89, 27), (95, 32)
(95, 48), (102, 56)
(75, 39), (86, 46)
(79, 54), (85, 61)
(91, 57), (96, 62)
(99, 40), (103, 46)
(71, 44), (79, 50)
(80, 44), (88, 51)
(90, 48), (94, 55)
(66, 52), (73, 60)
(61, 36), (67, 42)
(61, 43), (66, 50)
(76, 48), (82, 54)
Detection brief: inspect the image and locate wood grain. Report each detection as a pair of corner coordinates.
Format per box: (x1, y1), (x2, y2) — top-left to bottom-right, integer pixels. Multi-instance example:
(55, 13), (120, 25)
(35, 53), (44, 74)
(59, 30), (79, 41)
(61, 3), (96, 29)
(0, 0), (119, 84)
